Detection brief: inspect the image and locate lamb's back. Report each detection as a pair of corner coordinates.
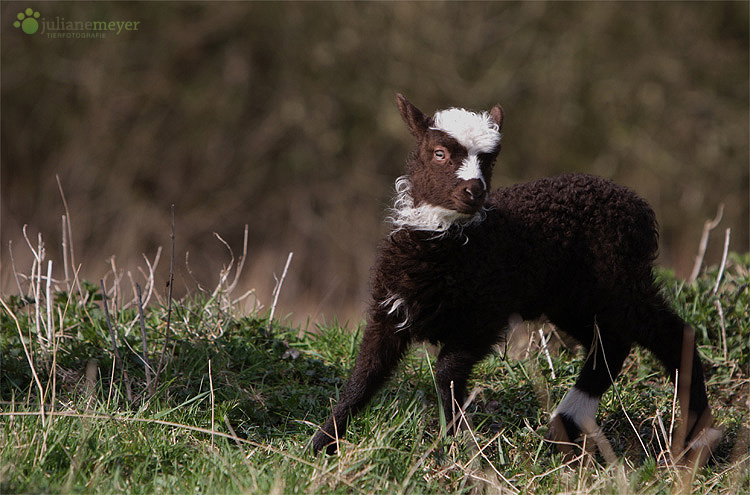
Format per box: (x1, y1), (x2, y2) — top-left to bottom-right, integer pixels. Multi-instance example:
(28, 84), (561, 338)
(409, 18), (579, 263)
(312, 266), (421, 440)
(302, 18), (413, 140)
(486, 174), (659, 289)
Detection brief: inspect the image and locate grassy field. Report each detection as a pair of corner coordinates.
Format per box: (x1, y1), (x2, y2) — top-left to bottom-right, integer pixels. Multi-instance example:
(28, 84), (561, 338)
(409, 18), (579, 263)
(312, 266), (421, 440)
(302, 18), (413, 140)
(1, 252), (748, 494)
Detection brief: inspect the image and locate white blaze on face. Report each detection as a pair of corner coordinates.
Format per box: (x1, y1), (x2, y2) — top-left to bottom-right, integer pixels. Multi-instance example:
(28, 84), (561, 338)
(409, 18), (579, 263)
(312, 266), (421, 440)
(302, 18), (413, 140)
(431, 108), (502, 189)
(457, 155), (484, 188)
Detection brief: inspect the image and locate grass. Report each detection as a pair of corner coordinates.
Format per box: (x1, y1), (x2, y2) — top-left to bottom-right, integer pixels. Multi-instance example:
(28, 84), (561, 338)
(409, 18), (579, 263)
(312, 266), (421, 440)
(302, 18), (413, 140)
(1, 252), (748, 494)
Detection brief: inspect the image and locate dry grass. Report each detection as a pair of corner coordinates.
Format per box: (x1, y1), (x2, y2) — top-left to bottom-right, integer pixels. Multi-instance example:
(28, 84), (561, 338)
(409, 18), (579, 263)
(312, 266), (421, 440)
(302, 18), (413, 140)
(1, 207), (748, 493)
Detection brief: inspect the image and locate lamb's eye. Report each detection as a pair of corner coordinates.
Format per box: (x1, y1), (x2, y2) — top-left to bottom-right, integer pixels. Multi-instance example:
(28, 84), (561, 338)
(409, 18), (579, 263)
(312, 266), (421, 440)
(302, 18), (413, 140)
(434, 149), (446, 160)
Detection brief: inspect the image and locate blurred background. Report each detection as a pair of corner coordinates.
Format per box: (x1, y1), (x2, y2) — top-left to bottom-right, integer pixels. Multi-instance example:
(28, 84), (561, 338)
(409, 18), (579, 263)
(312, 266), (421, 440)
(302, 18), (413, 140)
(2, 1), (748, 327)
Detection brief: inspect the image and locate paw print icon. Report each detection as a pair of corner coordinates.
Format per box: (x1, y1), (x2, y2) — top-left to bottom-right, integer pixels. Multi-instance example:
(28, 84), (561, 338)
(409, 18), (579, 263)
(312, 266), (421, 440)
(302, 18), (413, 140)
(14, 8), (41, 35)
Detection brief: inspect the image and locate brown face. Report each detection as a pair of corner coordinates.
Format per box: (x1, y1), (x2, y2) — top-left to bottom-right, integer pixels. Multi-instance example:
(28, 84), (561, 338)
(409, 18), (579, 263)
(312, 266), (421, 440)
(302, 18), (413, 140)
(409, 130), (499, 215)
(395, 94), (504, 225)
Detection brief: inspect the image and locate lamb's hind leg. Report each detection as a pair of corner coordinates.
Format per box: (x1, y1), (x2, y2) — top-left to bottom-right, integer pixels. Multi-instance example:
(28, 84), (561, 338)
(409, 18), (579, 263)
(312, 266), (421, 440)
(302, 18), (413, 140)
(634, 303), (721, 466)
(311, 321), (409, 455)
(548, 321), (632, 457)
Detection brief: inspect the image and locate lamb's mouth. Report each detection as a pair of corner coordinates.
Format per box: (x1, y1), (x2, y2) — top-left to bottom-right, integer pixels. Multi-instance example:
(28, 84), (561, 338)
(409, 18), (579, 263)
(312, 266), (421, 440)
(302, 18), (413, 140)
(453, 197), (487, 215)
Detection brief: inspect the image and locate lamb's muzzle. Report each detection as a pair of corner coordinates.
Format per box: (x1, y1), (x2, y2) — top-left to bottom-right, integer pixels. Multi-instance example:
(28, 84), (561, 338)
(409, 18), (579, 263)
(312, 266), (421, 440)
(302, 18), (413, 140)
(455, 179), (486, 213)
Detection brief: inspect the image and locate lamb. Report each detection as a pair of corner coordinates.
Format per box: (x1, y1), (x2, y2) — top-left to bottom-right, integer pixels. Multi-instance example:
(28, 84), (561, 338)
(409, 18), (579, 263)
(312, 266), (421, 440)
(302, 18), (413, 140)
(311, 94), (720, 465)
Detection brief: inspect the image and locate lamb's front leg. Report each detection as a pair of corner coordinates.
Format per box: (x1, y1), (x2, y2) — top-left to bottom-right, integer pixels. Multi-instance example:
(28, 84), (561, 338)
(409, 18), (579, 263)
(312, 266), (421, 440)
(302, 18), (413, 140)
(312, 320), (409, 455)
(435, 342), (493, 435)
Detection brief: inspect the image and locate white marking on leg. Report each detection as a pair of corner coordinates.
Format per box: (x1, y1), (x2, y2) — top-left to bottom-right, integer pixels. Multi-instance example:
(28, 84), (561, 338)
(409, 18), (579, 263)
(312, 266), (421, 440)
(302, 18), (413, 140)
(552, 386), (601, 428)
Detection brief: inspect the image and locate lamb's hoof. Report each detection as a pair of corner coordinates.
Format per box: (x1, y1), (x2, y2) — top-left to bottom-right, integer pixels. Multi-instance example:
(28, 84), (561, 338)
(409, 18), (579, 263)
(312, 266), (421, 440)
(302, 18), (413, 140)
(546, 415), (576, 457)
(683, 426), (722, 469)
(311, 431), (339, 456)
(547, 416), (615, 463)
(578, 416), (617, 464)
(672, 409), (722, 469)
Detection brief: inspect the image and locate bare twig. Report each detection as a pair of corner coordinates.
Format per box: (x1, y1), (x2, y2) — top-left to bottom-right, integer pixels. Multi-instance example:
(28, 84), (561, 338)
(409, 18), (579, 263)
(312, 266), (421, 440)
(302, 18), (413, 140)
(655, 411), (672, 466)
(136, 283), (153, 391)
(138, 248), (162, 308)
(538, 326), (556, 379)
(713, 228), (731, 295)
(45, 260), (54, 344)
(207, 227), (252, 315)
(183, 251), (206, 294)
(269, 252), (293, 331)
(155, 205), (176, 386)
(108, 256), (124, 312)
(232, 289), (257, 309)
(715, 300), (728, 361)
(227, 224), (249, 294)
(100, 279), (133, 404)
(23, 227), (49, 350)
(689, 204), (724, 284)
(61, 216), (70, 292)
(0, 297), (46, 427)
(209, 359), (215, 450)
(56, 175), (83, 300)
(36, 234), (44, 347)
(211, 232), (235, 300)
(22, 227), (42, 342)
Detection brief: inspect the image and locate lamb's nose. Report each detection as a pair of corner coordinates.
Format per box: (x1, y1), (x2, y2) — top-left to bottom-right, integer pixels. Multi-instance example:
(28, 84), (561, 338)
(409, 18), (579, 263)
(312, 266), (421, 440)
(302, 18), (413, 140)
(464, 179), (485, 201)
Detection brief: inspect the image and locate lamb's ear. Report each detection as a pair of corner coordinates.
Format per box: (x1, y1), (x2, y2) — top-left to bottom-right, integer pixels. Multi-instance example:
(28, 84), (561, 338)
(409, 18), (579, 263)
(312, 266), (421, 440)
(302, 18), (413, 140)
(489, 104), (504, 131)
(396, 93), (429, 138)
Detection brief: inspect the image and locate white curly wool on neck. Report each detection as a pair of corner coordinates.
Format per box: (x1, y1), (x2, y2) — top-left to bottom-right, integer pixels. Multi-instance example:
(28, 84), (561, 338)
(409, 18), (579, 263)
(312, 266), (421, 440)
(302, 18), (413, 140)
(389, 176), (484, 232)
(431, 107), (501, 154)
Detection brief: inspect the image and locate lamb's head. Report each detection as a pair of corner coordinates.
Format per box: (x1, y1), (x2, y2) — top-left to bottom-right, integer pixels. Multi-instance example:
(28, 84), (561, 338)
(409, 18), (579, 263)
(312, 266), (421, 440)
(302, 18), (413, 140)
(393, 94), (504, 232)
